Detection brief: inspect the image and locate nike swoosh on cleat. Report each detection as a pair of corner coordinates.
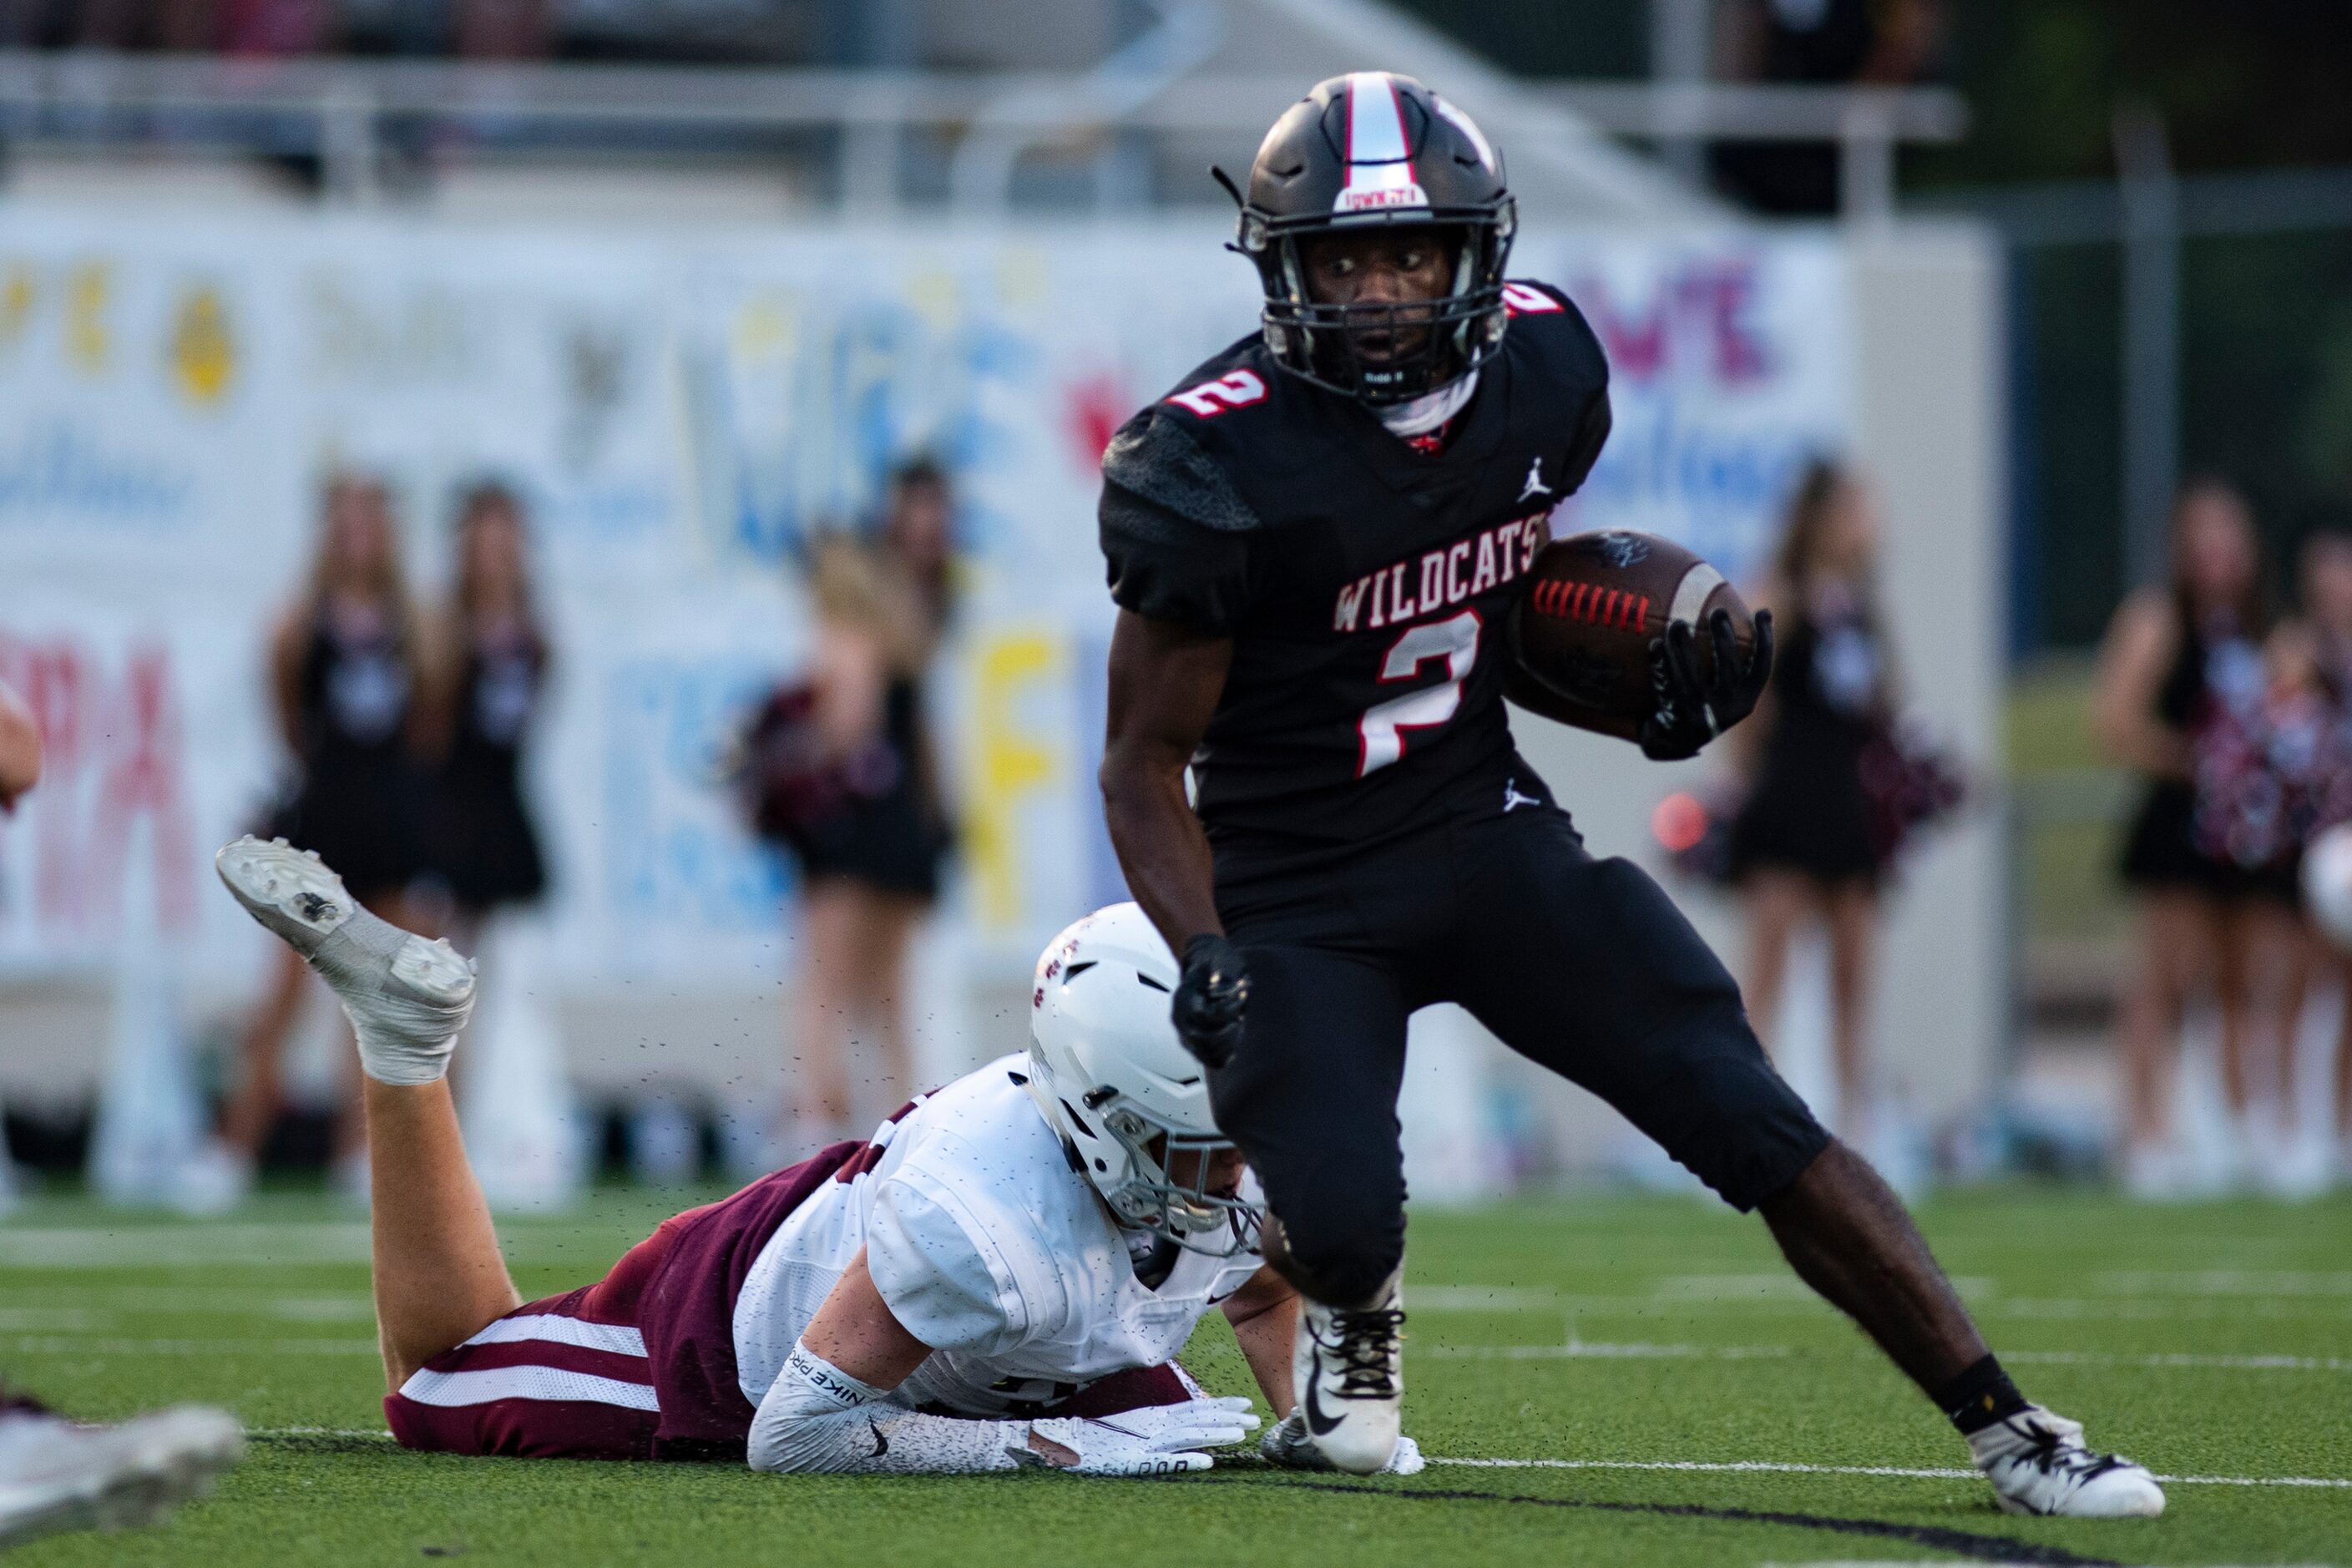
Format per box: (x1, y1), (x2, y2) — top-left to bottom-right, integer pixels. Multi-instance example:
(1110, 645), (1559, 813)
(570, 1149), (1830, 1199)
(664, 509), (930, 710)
(1303, 1349), (1342, 1438)
(868, 1419), (888, 1459)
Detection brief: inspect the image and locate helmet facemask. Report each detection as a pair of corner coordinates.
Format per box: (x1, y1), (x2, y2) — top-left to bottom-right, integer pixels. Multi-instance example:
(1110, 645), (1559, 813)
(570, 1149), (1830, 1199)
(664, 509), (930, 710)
(1086, 1094), (1261, 1257)
(1256, 212), (1515, 406)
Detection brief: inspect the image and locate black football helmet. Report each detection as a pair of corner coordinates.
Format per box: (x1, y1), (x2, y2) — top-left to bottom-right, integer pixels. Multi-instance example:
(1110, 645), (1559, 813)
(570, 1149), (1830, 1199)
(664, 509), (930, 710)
(1227, 72), (1516, 406)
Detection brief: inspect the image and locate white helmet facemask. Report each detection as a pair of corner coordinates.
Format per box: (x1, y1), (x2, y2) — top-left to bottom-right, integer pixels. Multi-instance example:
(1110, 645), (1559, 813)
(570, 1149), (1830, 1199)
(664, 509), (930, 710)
(1026, 903), (1262, 1258)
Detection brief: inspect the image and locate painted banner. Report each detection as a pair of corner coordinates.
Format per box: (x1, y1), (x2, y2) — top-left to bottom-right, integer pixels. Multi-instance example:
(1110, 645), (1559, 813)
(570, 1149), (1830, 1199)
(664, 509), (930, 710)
(0, 212), (1850, 985)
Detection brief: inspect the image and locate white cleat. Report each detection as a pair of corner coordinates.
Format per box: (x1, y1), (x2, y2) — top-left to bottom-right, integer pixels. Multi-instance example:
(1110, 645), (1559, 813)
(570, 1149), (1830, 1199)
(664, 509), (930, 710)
(1292, 1275), (1405, 1475)
(215, 837), (474, 1086)
(1970, 1406), (2166, 1518)
(0, 1399), (245, 1547)
(1261, 1409), (1424, 1475)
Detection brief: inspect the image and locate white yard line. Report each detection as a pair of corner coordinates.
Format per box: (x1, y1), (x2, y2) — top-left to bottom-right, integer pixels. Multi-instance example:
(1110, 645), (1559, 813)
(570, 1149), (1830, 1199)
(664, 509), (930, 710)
(0, 1286), (379, 1318)
(0, 1225), (610, 1269)
(0, 1309), (107, 1330)
(237, 1428), (2349, 1490)
(1987, 1297), (2352, 1321)
(1428, 1343), (2352, 1373)
(2005, 1349), (2352, 1373)
(1425, 1458), (2352, 1489)
(1413, 1287), (1601, 1311)
(2093, 1271), (2352, 1297)
(1650, 1275), (1999, 1304)
(1425, 1341), (1790, 1360)
(0, 1225), (377, 1267)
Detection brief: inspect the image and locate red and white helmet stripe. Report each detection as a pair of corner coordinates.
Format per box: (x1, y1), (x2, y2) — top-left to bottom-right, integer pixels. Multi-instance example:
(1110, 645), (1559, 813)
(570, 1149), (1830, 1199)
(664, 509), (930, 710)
(1335, 72), (1429, 214)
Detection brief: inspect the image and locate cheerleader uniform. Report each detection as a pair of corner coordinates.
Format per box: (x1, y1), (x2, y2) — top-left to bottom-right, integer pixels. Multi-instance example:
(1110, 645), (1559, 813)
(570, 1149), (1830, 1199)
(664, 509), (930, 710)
(774, 676), (949, 903)
(423, 629), (549, 913)
(265, 609), (423, 903)
(1730, 591), (1889, 888)
(2117, 608), (2269, 894)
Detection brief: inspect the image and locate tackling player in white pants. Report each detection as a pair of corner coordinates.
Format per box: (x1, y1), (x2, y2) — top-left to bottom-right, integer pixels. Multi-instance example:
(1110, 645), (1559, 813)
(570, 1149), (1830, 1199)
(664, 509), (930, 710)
(214, 837), (1421, 1476)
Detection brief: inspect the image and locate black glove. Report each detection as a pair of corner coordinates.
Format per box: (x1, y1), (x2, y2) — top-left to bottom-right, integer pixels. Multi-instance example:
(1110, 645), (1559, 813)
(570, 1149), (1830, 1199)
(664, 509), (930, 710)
(1640, 607), (1774, 762)
(1172, 933), (1250, 1070)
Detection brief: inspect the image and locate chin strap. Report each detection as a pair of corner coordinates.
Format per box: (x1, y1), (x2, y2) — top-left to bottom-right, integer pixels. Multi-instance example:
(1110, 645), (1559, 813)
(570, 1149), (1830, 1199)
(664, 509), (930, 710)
(1375, 369), (1480, 437)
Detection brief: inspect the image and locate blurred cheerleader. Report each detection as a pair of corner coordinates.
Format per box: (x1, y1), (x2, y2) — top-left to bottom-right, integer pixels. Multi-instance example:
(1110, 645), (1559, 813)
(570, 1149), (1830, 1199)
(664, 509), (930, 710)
(417, 481), (550, 944)
(2095, 478), (2299, 1192)
(738, 462), (955, 1155)
(2274, 529), (2352, 1180)
(209, 473), (430, 1201)
(1728, 461), (1922, 1150)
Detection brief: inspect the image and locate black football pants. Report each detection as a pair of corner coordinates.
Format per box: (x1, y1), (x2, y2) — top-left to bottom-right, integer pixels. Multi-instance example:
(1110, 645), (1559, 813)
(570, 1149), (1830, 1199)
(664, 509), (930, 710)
(1207, 795), (1831, 1308)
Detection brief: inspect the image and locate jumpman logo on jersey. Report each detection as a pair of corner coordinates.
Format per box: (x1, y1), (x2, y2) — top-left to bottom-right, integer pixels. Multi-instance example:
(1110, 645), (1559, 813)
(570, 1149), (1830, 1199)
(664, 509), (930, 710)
(1519, 457), (1552, 502)
(1503, 778), (1544, 812)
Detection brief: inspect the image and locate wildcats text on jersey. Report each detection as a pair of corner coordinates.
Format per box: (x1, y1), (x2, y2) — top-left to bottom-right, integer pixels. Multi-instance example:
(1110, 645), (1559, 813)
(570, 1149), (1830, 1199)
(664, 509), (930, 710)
(1332, 509), (1552, 634)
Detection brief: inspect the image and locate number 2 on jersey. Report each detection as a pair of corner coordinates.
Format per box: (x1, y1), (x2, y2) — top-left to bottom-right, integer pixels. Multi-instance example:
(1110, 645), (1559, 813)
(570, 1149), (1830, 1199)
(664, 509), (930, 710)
(1358, 609), (1481, 776)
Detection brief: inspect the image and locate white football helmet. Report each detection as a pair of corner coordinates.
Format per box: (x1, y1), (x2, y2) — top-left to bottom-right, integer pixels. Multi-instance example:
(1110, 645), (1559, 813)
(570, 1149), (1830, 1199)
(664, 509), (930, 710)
(1026, 903), (1261, 1257)
(2305, 822), (2352, 951)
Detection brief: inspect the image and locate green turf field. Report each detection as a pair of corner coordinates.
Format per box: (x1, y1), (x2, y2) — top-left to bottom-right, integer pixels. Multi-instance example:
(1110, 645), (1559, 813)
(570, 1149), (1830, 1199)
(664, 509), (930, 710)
(4, 1186), (2347, 1566)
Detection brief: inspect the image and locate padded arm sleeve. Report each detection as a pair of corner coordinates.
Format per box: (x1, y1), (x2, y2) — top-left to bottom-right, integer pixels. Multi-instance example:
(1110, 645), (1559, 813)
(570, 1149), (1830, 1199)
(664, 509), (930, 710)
(1099, 411), (1258, 632)
(746, 1342), (1028, 1475)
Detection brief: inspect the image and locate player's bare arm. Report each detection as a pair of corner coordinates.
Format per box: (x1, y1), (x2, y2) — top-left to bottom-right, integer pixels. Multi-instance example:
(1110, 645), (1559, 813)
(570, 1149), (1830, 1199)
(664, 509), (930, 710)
(1100, 609), (1228, 948)
(1100, 609), (1250, 1066)
(1217, 1262), (1302, 1416)
(794, 1248), (933, 1388)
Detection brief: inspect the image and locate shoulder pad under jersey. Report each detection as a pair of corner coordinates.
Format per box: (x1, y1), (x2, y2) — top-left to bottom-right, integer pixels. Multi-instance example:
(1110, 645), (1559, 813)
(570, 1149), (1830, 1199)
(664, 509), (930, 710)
(1498, 279), (1609, 381)
(1100, 407), (1262, 535)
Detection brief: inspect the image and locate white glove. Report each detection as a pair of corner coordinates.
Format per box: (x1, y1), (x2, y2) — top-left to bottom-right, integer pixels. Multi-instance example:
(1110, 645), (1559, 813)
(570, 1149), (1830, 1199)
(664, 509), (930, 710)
(1081, 1396), (1260, 1448)
(1012, 1398), (1261, 1478)
(1260, 1409), (1426, 1476)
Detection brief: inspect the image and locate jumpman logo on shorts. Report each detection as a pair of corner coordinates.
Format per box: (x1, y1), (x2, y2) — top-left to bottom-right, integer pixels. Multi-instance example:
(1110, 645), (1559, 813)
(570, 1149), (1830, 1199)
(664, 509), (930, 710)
(1503, 778), (1543, 813)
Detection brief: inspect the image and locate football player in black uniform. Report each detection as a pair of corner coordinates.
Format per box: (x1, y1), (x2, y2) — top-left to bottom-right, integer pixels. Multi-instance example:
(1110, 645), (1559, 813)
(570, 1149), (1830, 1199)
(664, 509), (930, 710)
(1096, 73), (2162, 1518)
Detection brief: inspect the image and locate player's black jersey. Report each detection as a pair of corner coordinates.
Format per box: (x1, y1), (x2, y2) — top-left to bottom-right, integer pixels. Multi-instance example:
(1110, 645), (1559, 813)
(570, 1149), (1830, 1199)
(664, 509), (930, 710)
(1100, 280), (1611, 850)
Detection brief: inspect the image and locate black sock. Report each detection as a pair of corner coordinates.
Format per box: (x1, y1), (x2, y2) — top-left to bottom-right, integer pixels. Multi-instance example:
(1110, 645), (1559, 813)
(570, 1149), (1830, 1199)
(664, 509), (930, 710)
(1933, 1353), (2029, 1435)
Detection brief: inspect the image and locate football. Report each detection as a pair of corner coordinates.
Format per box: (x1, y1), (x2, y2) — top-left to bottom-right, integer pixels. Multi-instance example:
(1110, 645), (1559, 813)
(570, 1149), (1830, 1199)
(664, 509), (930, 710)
(1506, 529), (1754, 741)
